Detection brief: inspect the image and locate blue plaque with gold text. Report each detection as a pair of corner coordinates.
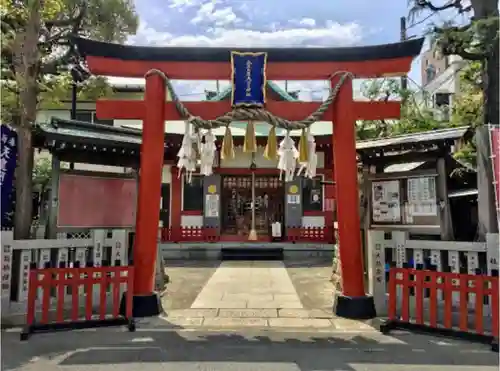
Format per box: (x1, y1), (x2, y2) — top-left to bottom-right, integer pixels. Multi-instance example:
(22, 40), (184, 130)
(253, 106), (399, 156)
(231, 52), (267, 106)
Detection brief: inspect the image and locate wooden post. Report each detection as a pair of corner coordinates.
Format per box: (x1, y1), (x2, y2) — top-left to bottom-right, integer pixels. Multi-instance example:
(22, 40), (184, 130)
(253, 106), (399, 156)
(128, 72), (165, 317)
(331, 76), (376, 319)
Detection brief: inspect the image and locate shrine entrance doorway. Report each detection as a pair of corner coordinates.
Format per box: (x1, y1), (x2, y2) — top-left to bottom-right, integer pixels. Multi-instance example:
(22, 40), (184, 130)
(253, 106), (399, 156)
(221, 175), (284, 237)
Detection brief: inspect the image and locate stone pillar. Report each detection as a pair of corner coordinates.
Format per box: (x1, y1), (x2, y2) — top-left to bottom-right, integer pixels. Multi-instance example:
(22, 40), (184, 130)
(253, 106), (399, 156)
(45, 154), (60, 239)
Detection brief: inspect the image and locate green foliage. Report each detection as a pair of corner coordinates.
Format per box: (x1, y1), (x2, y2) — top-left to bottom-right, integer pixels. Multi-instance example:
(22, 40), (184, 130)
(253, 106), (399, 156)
(356, 69), (481, 167)
(32, 156), (52, 191)
(356, 78), (444, 140)
(0, 0), (138, 123)
(0, 0), (138, 238)
(451, 62), (483, 128)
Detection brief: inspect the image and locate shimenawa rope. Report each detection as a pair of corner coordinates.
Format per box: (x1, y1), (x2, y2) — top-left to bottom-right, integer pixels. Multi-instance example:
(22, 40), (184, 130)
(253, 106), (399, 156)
(144, 69), (354, 131)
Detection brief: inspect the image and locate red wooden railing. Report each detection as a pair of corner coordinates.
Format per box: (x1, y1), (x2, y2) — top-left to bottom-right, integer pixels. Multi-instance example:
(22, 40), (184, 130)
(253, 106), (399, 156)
(161, 227), (220, 242)
(381, 267), (499, 352)
(285, 226), (335, 243)
(22, 265), (135, 340)
(160, 226), (335, 243)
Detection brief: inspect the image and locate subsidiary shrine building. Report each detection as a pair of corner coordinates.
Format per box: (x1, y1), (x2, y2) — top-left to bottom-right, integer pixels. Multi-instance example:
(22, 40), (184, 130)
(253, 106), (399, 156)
(34, 82), (337, 244)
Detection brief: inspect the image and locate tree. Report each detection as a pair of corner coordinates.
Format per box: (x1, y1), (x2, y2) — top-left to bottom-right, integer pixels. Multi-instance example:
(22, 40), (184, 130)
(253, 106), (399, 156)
(356, 78), (443, 140)
(409, 0), (499, 128)
(1, 0), (138, 239)
(450, 62), (483, 167)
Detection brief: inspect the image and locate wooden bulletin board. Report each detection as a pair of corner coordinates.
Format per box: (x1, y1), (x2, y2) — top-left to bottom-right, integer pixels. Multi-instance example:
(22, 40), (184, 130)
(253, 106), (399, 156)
(369, 171), (440, 228)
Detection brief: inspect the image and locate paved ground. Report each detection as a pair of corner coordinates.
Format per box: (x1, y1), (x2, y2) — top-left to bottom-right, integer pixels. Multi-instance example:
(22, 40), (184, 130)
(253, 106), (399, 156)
(160, 259), (342, 329)
(2, 326), (498, 370)
(191, 261), (303, 309)
(160, 260), (219, 311)
(3, 259), (497, 370)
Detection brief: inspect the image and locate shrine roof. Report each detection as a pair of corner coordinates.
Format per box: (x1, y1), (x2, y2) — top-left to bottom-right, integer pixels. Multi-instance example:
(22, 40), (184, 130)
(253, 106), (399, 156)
(356, 126), (472, 154)
(35, 118), (144, 148)
(73, 37), (424, 63)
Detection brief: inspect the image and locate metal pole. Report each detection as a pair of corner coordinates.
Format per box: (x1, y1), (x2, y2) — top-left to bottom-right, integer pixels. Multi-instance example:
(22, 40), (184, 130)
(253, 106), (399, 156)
(251, 171), (256, 230)
(248, 153), (257, 240)
(69, 77), (77, 170)
(400, 17), (408, 91)
(71, 81), (77, 120)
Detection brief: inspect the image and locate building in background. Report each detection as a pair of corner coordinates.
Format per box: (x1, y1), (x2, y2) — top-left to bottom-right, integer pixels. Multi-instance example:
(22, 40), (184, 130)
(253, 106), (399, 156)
(420, 46), (467, 121)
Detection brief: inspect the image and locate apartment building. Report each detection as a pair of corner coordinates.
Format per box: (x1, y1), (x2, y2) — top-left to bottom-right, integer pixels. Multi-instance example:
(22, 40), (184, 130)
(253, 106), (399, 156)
(420, 47), (467, 120)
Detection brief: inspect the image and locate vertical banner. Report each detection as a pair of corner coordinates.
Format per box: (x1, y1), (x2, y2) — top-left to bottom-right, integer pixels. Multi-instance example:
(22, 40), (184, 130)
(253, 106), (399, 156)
(231, 52), (267, 106)
(489, 125), (500, 226)
(1, 125), (17, 226)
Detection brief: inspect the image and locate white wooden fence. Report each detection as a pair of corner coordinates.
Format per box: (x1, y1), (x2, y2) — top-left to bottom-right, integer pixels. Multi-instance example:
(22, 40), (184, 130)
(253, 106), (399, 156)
(0, 229), (128, 317)
(367, 230), (499, 317)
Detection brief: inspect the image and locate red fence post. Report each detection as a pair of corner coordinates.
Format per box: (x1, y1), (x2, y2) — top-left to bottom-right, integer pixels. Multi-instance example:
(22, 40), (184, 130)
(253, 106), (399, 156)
(21, 266), (136, 341)
(380, 267), (499, 352)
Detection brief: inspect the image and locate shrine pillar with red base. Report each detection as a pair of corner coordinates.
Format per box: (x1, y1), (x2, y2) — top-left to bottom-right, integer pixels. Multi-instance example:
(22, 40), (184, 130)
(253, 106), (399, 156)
(121, 71), (166, 317)
(331, 76), (376, 319)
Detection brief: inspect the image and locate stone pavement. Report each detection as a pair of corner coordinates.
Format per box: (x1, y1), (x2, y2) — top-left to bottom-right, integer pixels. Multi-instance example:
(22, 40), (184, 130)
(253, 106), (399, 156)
(159, 260), (372, 331)
(191, 261), (303, 309)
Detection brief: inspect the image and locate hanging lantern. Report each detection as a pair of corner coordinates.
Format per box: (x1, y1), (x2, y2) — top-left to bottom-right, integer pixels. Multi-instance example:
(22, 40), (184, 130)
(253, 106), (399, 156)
(243, 120), (257, 153)
(221, 125), (235, 160)
(263, 125), (278, 160)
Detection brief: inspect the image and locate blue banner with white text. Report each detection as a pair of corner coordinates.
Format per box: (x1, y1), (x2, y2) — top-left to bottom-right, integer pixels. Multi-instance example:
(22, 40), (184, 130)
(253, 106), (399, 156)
(1, 124), (17, 226)
(231, 51), (267, 106)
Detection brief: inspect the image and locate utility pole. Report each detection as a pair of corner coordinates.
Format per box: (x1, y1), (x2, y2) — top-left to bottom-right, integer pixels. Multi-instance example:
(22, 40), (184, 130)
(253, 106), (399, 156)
(400, 16), (408, 91)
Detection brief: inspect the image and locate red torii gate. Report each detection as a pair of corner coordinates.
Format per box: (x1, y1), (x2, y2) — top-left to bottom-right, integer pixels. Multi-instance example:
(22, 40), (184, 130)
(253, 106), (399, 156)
(75, 37), (424, 318)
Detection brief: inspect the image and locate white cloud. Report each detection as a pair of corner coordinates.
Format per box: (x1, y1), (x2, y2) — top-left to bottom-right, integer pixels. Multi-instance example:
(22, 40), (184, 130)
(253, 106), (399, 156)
(168, 0), (200, 10)
(191, 3), (240, 27)
(124, 18), (364, 101)
(298, 18), (316, 27)
(129, 21), (362, 48)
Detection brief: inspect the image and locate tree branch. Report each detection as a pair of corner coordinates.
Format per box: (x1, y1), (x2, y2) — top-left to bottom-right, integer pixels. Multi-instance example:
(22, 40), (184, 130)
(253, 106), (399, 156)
(416, 0), (466, 12)
(45, 1), (88, 30)
(40, 47), (75, 74)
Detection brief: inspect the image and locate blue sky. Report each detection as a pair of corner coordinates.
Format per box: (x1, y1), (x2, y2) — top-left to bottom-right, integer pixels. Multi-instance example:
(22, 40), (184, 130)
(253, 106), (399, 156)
(118, 0), (460, 101)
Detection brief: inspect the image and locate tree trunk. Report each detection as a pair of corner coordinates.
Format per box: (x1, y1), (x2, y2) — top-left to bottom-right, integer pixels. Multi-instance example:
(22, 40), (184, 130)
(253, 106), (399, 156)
(14, 124), (34, 239)
(484, 25), (499, 128)
(476, 1), (500, 236)
(12, 1), (42, 240)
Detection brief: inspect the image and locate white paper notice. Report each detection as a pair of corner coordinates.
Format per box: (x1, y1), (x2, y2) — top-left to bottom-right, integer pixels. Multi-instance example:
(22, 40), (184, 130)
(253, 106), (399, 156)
(372, 180), (401, 222)
(407, 177), (437, 216)
(205, 194), (219, 217)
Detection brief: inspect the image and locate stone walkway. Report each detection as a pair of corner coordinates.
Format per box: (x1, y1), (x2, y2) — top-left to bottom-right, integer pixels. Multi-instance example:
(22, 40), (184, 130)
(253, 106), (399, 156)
(161, 260), (377, 331)
(191, 261), (303, 309)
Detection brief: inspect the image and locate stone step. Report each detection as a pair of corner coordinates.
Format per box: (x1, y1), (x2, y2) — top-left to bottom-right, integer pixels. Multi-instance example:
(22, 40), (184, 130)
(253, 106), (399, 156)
(220, 247), (284, 261)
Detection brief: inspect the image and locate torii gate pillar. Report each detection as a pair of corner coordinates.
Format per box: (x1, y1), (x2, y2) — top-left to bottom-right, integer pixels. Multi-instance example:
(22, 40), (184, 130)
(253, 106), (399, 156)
(331, 75), (375, 319)
(125, 72), (166, 317)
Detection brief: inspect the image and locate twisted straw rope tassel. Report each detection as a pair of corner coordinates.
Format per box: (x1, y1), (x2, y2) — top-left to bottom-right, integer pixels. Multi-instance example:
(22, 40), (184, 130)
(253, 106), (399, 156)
(144, 69), (354, 131)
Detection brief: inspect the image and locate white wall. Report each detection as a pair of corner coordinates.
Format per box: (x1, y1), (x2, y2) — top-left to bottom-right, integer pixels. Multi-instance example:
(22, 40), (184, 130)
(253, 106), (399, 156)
(420, 58), (467, 108)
